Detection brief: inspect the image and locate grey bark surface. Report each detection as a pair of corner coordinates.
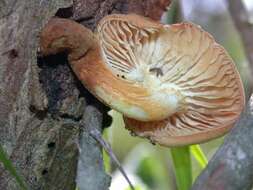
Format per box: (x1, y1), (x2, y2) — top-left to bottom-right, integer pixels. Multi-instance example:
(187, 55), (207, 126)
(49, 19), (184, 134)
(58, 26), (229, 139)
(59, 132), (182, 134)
(0, 0), (110, 189)
(0, 0), (170, 189)
(192, 95), (253, 190)
(0, 0), (83, 189)
(76, 106), (111, 190)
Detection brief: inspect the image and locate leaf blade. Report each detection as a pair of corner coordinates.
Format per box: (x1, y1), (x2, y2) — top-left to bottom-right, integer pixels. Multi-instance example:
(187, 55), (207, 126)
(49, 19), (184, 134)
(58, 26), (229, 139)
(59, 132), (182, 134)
(190, 145), (208, 169)
(170, 146), (192, 190)
(0, 144), (28, 190)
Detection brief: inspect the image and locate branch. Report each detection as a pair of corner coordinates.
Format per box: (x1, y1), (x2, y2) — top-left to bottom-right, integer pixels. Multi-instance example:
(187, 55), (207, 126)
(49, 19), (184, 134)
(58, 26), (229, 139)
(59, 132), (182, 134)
(226, 0), (253, 75)
(89, 127), (135, 190)
(191, 95), (253, 190)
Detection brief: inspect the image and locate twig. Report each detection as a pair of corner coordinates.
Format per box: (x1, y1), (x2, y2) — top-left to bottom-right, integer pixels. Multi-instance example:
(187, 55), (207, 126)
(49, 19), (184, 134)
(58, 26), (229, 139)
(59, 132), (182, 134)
(89, 128), (135, 190)
(226, 0), (253, 75)
(76, 106), (111, 190)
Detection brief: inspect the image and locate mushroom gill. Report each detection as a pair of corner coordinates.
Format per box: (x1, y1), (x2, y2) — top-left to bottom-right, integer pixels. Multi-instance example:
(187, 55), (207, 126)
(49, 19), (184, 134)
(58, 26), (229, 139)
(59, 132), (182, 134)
(96, 14), (245, 146)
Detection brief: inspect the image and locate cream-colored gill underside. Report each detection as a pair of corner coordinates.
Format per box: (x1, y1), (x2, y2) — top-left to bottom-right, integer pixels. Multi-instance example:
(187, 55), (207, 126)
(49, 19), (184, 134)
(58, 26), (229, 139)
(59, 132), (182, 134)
(97, 17), (243, 135)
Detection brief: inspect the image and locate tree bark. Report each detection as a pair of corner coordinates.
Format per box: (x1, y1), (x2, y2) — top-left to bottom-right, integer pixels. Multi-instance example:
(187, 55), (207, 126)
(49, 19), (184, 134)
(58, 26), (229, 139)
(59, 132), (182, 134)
(0, 0), (170, 189)
(0, 1), (80, 189)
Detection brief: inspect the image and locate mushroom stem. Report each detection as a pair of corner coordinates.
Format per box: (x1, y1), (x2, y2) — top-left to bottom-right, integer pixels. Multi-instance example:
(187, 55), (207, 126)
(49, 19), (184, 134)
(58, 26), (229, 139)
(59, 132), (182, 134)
(40, 18), (97, 61)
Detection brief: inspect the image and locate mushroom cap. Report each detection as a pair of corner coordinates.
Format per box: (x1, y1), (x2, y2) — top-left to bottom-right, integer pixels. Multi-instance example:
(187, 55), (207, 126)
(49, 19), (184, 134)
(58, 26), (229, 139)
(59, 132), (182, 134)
(74, 14), (245, 146)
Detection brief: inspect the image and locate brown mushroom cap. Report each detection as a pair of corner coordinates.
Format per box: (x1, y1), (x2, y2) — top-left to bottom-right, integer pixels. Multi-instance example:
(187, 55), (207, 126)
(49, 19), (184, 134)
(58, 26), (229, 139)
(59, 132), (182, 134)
(95, 14), (245, 146)
(40, 15), (245, 147)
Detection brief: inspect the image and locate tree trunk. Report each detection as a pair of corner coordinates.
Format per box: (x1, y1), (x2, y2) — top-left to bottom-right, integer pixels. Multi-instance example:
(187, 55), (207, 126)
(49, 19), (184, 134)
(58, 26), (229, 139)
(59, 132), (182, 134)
(0, 0), (170, 189)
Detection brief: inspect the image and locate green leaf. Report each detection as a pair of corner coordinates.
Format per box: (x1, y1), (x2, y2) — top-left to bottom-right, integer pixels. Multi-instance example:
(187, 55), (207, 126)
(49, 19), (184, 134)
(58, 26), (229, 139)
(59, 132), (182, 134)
(190, 145), (208, 169)
(124, 185), (143, 190)
(0, 144), (28, 190)
(170, 146), (192, 190)
(102, 128), (111, 173)
(102, 148), (111, 173)
(136, 155), (168, 189)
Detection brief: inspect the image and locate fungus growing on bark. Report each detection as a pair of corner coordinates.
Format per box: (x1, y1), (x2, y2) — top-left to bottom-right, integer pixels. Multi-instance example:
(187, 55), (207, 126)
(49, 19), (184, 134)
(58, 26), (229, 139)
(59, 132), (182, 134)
(40, 14), (245, 147)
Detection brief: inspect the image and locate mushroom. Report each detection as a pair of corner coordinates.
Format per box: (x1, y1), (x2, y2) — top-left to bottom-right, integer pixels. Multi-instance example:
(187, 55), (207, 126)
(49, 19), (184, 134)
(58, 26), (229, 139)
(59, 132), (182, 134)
(40, 14), (245, 147)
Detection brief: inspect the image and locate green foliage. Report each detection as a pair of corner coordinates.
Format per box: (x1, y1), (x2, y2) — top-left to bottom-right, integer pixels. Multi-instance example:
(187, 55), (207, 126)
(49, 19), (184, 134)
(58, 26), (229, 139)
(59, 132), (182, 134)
(190, 145), (208, 169)
(108, 111), (213, 190)
(0, 144), (28, 190)
(103, 128), (112, 173)
(136, 155), (168, 190)
(124, 185), (144, 190)
(170, 146), (192, 190)
(103, 148), (111, 173)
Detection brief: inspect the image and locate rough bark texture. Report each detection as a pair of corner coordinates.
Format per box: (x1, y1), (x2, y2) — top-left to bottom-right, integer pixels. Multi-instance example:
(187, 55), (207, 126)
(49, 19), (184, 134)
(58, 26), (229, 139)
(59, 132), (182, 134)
(0, 1), (80, 189)
(0, 0), (170, 190)
(71, 0), (171, 29)
(192, 95), (253, 190)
